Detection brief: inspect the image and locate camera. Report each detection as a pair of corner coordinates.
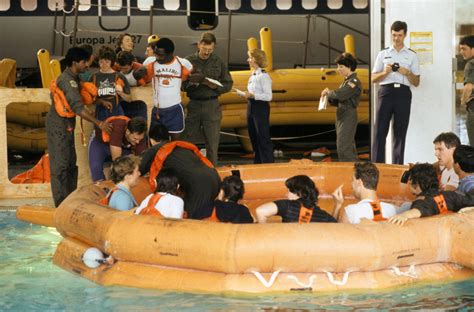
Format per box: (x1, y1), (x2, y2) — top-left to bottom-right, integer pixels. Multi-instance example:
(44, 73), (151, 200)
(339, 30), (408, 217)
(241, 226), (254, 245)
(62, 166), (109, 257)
(392, 62), (400, 72)
(400, 170), (411, 184)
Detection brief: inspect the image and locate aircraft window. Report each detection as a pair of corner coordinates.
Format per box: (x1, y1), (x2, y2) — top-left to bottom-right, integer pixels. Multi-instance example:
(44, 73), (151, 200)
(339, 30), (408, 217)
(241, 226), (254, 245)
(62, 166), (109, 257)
(21, 0), (37, 11)
(353, 0), (368, 9)
(106, 0), (122, 11)
(276, 0), (291, 10)
(48, 0), (62, 10)
(327, 0), (343, 9)
(302, 0), (317, 10)
(78, 0), (91, 11)
(137, 0), (153, 10)
(164, 0), (180, 10)
(0, 0), (10, 11)
(225, 0), (240, 10)
(251, 0), (266, 10)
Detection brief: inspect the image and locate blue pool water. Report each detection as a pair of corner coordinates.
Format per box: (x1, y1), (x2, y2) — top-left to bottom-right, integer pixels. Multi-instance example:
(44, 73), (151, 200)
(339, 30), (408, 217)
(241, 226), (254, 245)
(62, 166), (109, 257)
(1, 211), (474, 311)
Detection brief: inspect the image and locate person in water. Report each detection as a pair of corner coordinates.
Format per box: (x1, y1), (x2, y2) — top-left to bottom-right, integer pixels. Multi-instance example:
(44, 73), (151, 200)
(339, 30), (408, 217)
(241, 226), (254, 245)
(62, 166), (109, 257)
(389, 163), (474, 225)
(105, 155), (141, 211)
(255, 175), (337, 223)
(135, 168), (184, 218)
(207, 175), (254, 223)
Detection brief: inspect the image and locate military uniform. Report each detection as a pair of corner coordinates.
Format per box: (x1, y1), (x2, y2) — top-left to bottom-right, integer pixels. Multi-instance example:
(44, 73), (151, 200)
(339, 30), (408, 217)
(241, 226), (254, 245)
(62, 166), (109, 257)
(464, 58), (474, 145)
(327, 72), (362, 161)
(45, 68), (84, 207)
(372, 45), (420, 164)
(182, 52), (233, 165)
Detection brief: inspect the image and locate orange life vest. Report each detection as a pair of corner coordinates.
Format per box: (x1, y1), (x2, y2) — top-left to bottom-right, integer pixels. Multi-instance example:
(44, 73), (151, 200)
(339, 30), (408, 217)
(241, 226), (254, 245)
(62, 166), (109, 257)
(369, 200), (386, 221)
(204, 207), (220, 222)
(80, 81), (98, 105)
(100, 115), (130, 142)
(148, 141), (213, 191)
(298, 205), (314, 224)
(139, 193), (165, 217)
(11, 153), (51, 184)
(50, 80), (97, 118)
(433, 194), (451, 214)
(99, 187), (119, 205)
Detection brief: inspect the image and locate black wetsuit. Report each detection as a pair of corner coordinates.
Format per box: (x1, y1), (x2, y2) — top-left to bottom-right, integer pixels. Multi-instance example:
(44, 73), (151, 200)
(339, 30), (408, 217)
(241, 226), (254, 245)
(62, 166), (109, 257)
(411, 190), (474, 217)
(140, 143), (221, 219)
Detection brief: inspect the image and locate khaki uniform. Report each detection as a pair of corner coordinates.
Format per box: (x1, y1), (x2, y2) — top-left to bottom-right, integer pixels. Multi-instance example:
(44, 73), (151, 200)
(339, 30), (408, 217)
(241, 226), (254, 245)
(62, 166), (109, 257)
(181, 52), (233, 165)
(327, 72), (362, 161)
(464, 58), (474, 145)
(45, 68), (85, 207)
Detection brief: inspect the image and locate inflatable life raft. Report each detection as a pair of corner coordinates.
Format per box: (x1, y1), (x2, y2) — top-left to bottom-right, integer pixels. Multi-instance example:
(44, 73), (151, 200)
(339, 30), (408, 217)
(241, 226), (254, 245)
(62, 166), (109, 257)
(17, 161), (474, 293)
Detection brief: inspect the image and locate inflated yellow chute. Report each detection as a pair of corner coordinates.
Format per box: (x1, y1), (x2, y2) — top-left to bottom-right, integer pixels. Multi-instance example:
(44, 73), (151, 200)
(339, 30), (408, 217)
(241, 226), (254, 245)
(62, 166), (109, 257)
(7, 122), (47, 152)
(50, 59), (61, 80)
(344, 34), (356, 57)
(0, 58), (16, 88)
(260, 27), (273, 72)
(37, 49), (53, 88)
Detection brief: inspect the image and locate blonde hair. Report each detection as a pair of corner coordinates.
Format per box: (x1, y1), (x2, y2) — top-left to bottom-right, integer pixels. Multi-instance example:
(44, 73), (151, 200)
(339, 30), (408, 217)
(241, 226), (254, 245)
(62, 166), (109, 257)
(249, 49), (267, 68)
(109, 155), (140, 184)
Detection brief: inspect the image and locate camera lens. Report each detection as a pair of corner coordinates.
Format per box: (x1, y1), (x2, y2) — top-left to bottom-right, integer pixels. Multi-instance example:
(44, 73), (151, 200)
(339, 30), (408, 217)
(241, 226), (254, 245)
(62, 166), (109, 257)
(392, 63), (400, 72)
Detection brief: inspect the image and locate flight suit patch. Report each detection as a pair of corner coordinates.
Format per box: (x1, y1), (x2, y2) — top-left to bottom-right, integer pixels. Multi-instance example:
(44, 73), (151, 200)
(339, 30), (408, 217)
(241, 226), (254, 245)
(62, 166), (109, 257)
(69, 80), (78, 88)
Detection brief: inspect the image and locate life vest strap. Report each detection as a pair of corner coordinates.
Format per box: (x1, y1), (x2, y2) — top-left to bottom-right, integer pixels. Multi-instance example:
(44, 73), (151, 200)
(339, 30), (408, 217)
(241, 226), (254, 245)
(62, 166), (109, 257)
(298, 205), (313, 224)
(433, 194), (450, 214)
(369, 200), (386, 221)
(140, 193), (165, 217)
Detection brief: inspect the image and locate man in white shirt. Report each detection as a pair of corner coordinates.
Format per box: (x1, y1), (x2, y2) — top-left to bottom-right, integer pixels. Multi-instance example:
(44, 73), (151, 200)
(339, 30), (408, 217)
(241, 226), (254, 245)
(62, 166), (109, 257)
(144, 38), (193, 140)
(433, 132), (460, 191)
(332, 162), (397, 224)
(372, 21), (420, 164)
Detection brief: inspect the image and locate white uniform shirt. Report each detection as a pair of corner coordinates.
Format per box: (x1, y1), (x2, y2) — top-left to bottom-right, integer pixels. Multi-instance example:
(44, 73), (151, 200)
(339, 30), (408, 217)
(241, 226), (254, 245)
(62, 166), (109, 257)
(135, 192), (184, 219)
(372, 45), (420, 86)
(344, 199), (397, 224)
(247, 67), (272, 102)
(150, 56), (192, 109)
(440, 166), (459, 190)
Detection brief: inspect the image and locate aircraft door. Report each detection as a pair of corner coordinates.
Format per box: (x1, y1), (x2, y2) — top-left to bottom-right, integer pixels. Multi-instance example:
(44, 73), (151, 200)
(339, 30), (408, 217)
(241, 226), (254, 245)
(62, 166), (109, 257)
(187, 0), (219, 30)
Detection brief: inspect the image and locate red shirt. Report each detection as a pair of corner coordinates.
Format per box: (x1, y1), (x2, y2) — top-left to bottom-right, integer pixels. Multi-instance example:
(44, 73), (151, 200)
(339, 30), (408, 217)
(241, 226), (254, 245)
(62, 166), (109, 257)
(96, 119), (146, 155)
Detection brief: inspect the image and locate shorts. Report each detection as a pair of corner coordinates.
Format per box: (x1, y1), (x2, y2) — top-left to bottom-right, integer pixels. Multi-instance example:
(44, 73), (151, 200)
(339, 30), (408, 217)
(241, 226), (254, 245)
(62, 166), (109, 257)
(150, 103), (185, 134)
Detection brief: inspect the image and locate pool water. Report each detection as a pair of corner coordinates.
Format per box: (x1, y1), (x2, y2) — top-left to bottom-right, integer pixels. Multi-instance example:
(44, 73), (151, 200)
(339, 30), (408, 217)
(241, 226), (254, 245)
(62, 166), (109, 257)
(1, 212), (473, 311)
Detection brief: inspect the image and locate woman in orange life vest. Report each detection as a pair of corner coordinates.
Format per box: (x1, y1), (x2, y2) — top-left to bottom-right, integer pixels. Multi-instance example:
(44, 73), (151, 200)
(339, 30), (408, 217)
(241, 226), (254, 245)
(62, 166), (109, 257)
(104, 155), (141, 211)
(389, 163), (474, 226)
(91, 45), (131, 122)
(256, 175), (337, 224)
(208, 175), (253, 223)
(135, 168), (184, 218)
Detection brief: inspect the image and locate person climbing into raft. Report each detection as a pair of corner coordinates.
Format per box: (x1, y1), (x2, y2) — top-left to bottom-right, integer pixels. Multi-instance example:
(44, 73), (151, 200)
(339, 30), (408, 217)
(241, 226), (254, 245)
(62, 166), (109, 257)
(102, 155), (141, 211)
(255, 175), (337, 223)
(89, 116), (147, 182)
(389, 163), (474, 225)
(140, 124), (221, 219)
(135, 167), (184, 218)
(332, 162), (398, 223)
(205, 175), (254, 223)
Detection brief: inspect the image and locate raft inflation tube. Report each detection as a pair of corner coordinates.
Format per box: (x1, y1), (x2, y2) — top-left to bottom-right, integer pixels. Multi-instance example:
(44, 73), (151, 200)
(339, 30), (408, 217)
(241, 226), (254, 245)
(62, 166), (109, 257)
(16, 161), (474, 293)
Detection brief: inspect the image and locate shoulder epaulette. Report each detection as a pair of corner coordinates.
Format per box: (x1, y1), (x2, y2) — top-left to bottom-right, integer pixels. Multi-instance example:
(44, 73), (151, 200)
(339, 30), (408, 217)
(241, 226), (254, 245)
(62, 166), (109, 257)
(261, 69), (266, 73)
(382, 47), (389, 50)
(408, 48), (417, 53)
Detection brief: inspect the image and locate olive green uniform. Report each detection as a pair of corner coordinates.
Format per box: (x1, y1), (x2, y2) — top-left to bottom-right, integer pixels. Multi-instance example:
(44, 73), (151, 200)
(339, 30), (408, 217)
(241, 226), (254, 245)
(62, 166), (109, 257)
(327, 72), (362, 161)
(181, 52), (233, 165)
(46, 68), (85, 207)
(464, 58), (474, 146)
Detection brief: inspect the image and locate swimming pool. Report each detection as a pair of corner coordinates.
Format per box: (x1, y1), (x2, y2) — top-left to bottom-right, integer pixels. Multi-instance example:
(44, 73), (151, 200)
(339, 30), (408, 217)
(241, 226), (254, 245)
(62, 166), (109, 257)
(1, 211), (473, 311)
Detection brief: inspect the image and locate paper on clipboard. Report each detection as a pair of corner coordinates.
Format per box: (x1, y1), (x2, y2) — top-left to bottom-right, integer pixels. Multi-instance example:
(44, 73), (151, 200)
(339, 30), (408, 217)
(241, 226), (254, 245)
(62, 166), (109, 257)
(233, 88), (246, 97)
(205, 77), (223, 87)
(318, 95), (328, 111)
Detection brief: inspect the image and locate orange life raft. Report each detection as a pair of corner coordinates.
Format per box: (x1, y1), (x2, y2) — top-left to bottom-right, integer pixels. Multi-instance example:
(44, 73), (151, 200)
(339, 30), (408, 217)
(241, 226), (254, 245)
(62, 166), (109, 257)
(17, 161), (474, 294)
